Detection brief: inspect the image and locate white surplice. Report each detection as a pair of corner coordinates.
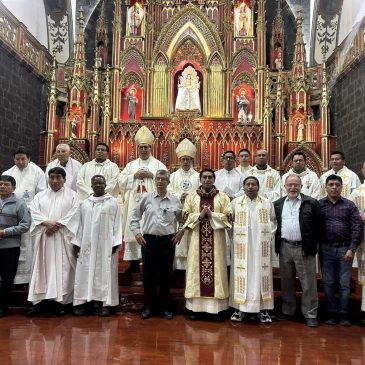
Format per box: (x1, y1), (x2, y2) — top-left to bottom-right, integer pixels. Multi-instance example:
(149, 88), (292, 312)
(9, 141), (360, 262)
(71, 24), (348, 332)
(73, 194), (122, 307)
(168, 167), (200, 270)
(3, 162), (47, 284)
(28, 187), (79, 304)
(235, 165), (252, 179)
(45, 157), (82, 192)
(230, 195), (276, 313)
(319, 166), (361, 198)
(246, 165), (282, 203)
(282, 168), (320, 199)
(76, 159), (120, 201)
(119, 156), (167, 260)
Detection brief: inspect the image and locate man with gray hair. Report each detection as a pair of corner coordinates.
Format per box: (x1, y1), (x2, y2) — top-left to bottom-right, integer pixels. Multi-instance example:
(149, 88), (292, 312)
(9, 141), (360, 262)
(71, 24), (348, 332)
(130, 170), (184, 320)
(273, 174), (322, 327)
(45, 143), (82, 192)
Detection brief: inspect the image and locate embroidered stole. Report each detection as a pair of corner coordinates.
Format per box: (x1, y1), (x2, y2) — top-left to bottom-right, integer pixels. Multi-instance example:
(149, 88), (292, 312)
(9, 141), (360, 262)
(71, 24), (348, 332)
(197, 188), (220, 297)
(233, 196), (272, 304)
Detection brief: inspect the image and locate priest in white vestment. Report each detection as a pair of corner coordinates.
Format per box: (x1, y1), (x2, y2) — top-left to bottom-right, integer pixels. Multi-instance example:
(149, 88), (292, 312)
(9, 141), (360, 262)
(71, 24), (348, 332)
(119, 126), (167, 263)
(319, 151), (360, 198)
(27, 167), (79, 315)
(282, 151), (320, 199)
(3, 146), (47, 284)
(45, 143), (82, 192)
(235, 148), (252, 177)
(349, 161), (365, 319)
(168, 138), (200, 270)
(77, 143), (120, 201)
(230, 176), (276, 323)
(183, 169), (232, 318)
(73, 175), (122, 316)
(246, 149), (281, 203)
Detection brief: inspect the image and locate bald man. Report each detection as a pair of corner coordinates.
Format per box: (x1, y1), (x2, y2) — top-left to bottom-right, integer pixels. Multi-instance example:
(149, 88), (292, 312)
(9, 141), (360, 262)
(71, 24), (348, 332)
(246, 149), (281, 203)
(45, 144), (82, 191)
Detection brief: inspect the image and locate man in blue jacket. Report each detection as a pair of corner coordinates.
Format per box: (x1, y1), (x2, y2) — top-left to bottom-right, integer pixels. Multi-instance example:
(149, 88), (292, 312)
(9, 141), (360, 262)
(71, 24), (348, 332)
(0, 175), (31, 317)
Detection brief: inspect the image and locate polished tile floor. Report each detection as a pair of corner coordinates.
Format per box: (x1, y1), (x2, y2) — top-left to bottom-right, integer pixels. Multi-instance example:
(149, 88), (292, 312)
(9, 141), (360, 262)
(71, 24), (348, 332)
(0, 310), (364, 364)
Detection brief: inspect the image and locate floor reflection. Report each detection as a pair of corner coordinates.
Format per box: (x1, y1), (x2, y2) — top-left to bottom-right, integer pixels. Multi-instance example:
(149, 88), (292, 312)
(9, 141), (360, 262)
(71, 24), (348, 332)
(1, 313), (365, 364)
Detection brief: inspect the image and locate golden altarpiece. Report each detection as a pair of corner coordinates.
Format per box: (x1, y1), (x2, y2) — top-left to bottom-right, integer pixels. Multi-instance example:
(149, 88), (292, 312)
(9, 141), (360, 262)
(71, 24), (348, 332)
(42, 0), (332, 174)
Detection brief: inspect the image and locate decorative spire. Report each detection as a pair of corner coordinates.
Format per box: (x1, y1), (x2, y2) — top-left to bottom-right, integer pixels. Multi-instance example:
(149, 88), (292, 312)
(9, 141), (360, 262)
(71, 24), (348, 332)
(49, 50), (57, 104)
(96, 1), (108, 47)
(92, 49), (100, 105)
(292, 11), (307, 84)
(103, 66), (111, 120)
(321, 61), (328, 107)
(271, 0), (285, 70)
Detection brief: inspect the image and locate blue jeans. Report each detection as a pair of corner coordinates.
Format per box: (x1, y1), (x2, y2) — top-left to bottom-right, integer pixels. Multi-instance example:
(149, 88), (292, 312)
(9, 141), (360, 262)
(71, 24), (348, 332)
(319, 245), (353, 315)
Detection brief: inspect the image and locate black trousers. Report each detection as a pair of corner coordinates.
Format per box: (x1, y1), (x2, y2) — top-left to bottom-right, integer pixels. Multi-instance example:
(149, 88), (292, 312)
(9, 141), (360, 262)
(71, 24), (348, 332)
(141, 234), (175, 311)
(0, 247), (20, 309)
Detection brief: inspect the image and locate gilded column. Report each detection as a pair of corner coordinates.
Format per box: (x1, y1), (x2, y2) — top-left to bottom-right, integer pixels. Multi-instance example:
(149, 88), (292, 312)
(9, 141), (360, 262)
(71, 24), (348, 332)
(274, 68), (284, 169)
(89, 50), (100, 159)
(101, 66), (111, 143)
(320, 61), (330, 170)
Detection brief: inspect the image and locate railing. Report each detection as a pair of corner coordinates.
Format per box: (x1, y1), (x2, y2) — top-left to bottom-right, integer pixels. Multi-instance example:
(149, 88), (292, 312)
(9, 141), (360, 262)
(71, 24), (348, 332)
(0, 2), (52, 79)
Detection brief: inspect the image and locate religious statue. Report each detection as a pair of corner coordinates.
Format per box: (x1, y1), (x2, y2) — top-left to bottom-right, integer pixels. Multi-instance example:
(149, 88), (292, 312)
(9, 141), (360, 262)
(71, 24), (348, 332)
(127, 87), (138, 121)
(127, 2), (144, 36)
(175, 66), (201, 112)
(71, 116), (78, 138)
(274, 46), (283, 69)
(236, 88), (250, 124)
(297, 120), (305, 142)
(234, 1), (252, 37)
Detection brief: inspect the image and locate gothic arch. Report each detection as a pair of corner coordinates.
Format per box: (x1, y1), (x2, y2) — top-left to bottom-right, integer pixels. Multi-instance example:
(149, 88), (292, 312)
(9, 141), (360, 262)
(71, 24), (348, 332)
(120, 47), (145, 70)
(152, 3), (224, 62)
(232, 47), (257, 69)
(232, 72), (257, 89)
(119, 71), (144, 88)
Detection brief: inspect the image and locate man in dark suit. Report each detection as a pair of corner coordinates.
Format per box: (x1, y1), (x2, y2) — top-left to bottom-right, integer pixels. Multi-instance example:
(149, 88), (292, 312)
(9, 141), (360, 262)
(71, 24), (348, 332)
(273, 175), (322, 327)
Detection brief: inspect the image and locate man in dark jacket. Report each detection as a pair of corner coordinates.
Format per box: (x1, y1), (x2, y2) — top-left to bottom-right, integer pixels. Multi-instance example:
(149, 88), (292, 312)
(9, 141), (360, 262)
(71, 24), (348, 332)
(0, 175), (31, 317)
(273, 175), (322, 327)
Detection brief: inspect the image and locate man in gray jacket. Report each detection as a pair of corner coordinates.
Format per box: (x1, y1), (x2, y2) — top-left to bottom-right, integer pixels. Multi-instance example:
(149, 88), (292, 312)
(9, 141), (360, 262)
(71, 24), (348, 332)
(0, 175), (31, 317)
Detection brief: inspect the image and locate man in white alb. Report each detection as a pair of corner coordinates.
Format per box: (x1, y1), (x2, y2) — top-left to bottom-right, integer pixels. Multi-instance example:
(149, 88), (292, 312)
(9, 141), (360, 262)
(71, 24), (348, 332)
(27, 167), (79, 316)
(45, 143), (82, 191)
(235, 148), (252, 178)
(168, 138), (199, 270)
(319, 150), (360, 198)
(73, 175), (122, 317)
(77, 142), (120, 201)
(3, 146), (47, 284)
(119, 126), (167, 267)
(282, 151), (320, 199)
(246, 149), (281, 203)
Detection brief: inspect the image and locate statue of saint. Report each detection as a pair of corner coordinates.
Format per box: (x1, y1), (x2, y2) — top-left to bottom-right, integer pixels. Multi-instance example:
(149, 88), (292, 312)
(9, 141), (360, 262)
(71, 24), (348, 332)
(234, 2), (252, 37)
(274, 46), (283, 69)
(236, 89), (250, 124)
(127, 3), (144, 36)
(127, 88), (138, 121)
(71, 116), (78, 138)
(297, 120), (305, 142)
(175, 66), (201, 112)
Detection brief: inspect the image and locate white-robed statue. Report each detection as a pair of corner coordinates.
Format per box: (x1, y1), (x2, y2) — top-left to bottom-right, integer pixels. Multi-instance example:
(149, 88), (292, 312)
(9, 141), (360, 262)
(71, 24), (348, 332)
(175, 66), (201, 112)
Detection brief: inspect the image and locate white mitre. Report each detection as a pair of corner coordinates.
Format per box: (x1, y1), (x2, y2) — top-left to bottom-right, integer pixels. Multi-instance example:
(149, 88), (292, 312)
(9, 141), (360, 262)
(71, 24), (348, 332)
(135, 126), (155, 146)
(176, 138), (197, 159)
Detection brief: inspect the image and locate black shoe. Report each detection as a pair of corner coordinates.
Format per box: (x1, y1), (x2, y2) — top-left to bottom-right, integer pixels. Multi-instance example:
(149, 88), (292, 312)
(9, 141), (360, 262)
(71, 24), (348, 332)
(0, 308), (8, 318)
(276, 313), (294, 321)
(73, 305), (88, 316)
(99, 307), (110, 317)
(339, 317), (351, 326)
(324, 317), (337, 325)
(141, 307), (152, 319)
(306, 318), (318, 327)
(189, 313), (198, 320)
(27, 306), (42, 317)
(163, 311), (173, 320)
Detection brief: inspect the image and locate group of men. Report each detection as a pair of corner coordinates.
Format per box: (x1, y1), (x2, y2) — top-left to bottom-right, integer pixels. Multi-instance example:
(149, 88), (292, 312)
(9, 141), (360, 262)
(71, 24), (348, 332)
(0, 125), (364, 329)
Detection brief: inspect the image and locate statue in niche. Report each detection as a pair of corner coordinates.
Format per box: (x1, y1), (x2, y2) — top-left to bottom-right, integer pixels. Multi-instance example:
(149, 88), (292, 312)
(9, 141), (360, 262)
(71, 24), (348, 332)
(297, 120), (305, 142)
(236, 88), (250, 124)
(127, 2), (144, 36)
(70, 115), (79, 138)
(234, 1), (252, 37)
(175, 66), (201, 112)
(127, 87), (138, 121)
(274, 46), (283, 69)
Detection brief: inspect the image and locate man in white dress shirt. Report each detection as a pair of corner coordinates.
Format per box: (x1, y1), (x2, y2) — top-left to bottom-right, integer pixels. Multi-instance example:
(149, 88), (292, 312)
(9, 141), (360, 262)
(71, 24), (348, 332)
(319, 150), (360, 198)
(45, 143), (82, 192)
(168, 138), (199, 270)
(247, 149), (281, 203)
(235, 148), (252, 177)
(3, 146), (47, 284)
(282, 151), (320, 199)
(119, 126), (167, 268)
(77, 142), (120, 201)
(273, 175), (322, 327)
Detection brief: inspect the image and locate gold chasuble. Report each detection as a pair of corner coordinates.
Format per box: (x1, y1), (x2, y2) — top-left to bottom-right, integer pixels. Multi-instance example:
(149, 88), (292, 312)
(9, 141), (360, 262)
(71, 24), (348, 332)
(183, 187), (232, 313)
(231, 195), (276, 311)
